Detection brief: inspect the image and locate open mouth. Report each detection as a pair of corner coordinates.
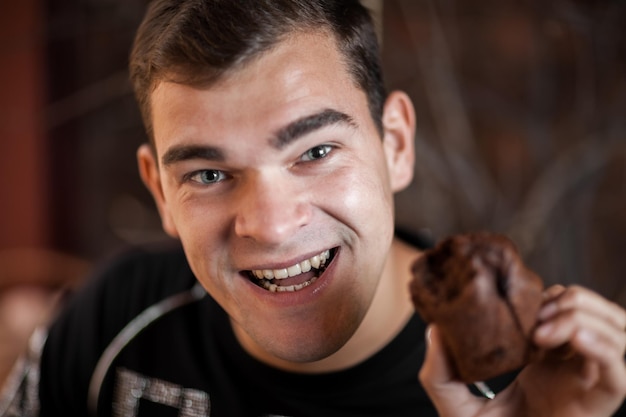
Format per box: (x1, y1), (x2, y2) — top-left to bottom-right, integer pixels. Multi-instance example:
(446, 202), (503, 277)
(246, 248), (337, 292)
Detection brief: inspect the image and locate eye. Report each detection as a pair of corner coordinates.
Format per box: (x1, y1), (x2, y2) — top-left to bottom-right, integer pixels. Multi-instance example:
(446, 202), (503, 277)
(186, 169), (227, 185)
(301, 144), (333, 162)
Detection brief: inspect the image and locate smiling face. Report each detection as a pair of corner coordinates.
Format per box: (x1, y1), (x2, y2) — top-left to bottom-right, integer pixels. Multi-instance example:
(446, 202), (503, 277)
(138, 30), (416, 371)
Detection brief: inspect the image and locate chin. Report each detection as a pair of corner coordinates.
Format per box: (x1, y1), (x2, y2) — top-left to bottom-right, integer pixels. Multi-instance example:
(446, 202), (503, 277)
(282, 338), (345, 362)
(267, 339), (348, 369)
(253, 319), (358, 368)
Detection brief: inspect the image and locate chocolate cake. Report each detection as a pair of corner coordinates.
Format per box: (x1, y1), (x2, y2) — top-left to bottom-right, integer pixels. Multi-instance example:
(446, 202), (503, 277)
(410, 232), (544, 383)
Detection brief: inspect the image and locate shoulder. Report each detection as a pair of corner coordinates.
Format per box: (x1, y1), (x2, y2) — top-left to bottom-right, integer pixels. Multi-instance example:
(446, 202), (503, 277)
(93, 240), (192, 292)
(86, 240), (194, 310)
(50, 240), (195, 344)
(37, 240), (197, 414)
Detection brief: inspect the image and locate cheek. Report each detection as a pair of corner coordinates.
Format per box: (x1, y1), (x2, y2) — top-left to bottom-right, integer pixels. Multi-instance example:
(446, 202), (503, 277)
(168, 197), (233, 280)
(329, 163), (395, 231)
(170, 190), (232, 238)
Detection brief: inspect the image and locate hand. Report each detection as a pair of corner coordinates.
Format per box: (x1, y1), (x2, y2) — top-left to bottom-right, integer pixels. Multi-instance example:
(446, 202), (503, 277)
(419, 285), (626, 417)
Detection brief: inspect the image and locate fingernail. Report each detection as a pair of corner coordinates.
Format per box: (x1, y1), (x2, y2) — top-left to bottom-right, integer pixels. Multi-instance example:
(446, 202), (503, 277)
(576, 329), (596, 345)
(426, 325), (432, 345)
(535, 323), (552, 339)
(538, 302), (557, 321)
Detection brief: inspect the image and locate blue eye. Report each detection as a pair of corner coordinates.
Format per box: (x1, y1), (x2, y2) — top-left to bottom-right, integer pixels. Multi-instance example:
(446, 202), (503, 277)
(187, 169), (226, 185)
(302, 145), (333, 162)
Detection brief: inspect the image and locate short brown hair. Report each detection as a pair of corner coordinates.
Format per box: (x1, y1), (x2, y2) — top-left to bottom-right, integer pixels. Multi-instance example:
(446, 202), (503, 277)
(129, 0), (386, 140)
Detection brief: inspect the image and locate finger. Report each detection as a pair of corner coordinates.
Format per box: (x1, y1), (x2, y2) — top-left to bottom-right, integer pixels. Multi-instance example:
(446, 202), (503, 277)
(576, 328), (626, 394)
(542, 284), (566, 302)
(419, 325), (483, 416)
(535, 306), (626, 355)
(534, 303), (626, 396)
(531, 287), (626, 415)
(537, 286), (626, 332)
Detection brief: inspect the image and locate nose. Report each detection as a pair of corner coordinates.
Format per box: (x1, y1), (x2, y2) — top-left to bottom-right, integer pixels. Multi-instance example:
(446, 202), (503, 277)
(234, 172), (311, 245)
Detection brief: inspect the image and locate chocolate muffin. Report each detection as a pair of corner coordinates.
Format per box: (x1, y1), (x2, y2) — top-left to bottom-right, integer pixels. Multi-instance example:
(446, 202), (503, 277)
(410, 232), (544, 383)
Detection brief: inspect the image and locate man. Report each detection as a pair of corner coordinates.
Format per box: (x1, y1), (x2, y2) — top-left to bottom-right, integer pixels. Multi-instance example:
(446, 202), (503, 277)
(5, 0), (625, 416)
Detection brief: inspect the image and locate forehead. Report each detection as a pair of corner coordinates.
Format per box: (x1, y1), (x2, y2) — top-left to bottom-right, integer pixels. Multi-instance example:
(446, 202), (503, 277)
(149, 30), (372, 155)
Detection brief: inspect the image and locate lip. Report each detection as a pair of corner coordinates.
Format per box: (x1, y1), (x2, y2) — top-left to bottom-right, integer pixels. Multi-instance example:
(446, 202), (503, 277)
(244, 248), (335, 272)
(241, 247), (340, 307)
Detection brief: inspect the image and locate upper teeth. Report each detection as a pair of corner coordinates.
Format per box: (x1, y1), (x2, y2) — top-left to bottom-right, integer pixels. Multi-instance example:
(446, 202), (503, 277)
(251, 250), (330, 280)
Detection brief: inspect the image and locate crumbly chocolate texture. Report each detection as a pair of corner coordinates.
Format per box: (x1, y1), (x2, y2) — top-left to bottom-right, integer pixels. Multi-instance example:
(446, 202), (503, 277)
(410, 232), (544, 383)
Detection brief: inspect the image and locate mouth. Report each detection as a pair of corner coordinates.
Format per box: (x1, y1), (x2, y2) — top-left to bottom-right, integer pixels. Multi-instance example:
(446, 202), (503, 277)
(245, 248), (338, 293)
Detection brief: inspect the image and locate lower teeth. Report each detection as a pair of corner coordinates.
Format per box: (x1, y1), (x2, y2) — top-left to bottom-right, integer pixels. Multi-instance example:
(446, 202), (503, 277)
(262, 277), (318, 292)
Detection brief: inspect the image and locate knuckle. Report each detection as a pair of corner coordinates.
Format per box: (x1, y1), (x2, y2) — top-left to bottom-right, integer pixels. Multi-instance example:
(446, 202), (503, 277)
(559, 286), (585, 309)
(561, 308), (583, 325)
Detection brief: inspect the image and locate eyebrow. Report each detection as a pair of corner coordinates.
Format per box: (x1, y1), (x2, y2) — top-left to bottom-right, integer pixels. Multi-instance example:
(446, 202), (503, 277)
(272, 108), (357, 150)
(160, 108), (356, 166)
(162, 145), (224, 166)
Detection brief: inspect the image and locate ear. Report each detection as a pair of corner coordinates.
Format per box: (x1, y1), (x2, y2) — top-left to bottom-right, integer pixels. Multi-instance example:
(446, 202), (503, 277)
(381, 91), (416, 192)
(137, 144), (179, 238)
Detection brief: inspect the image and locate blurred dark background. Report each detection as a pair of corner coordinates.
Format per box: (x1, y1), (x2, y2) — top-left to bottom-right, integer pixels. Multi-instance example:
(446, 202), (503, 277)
(1, 0), (625, 299)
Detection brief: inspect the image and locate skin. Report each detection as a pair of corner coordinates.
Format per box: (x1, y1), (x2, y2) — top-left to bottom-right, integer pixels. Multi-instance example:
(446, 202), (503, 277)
(138, 30), (419, 373)
(137, 27), (626, 415)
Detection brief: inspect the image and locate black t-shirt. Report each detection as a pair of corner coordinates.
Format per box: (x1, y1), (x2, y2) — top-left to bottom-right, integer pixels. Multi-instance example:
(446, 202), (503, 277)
(37, 242), (438, 416)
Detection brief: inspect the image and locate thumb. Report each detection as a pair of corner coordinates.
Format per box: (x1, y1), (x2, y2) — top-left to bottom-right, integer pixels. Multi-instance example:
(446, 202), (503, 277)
(419, 325), (483, 417)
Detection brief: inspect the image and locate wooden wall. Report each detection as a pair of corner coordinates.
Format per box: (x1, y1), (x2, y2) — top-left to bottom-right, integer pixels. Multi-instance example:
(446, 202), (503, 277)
(0, 0), (49, 250)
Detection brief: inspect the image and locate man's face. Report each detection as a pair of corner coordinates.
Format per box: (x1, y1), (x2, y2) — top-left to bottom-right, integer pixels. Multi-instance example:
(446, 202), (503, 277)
(142, 31), (413, 367)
